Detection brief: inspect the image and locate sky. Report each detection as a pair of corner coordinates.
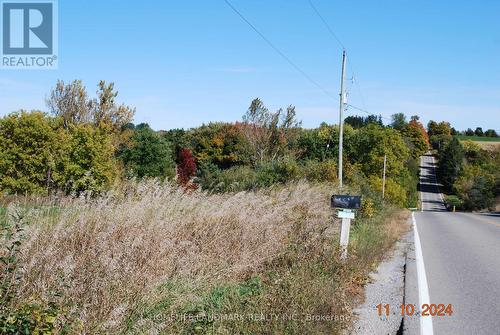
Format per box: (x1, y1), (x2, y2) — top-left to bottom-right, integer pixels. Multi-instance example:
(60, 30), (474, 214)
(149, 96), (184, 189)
(1, 0), (499, 131)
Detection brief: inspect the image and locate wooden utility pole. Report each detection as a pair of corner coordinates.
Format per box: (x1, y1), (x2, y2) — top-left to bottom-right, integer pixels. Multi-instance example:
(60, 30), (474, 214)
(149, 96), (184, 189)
(338, 50), (346, 189)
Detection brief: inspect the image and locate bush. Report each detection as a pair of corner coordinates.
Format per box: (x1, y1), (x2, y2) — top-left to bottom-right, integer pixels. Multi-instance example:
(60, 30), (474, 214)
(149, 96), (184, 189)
(369, 176), (407, 208)
(256, 157), (301, 187)
(445, 195), (463, 210)
(301, 159), (337, 183)
(215, 165), (258, 192)
(454, 164), (496, 210)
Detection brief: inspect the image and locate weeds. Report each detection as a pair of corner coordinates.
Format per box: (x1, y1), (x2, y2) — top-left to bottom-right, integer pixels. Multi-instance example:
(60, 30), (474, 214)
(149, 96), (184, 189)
(5, 181), (408, 334)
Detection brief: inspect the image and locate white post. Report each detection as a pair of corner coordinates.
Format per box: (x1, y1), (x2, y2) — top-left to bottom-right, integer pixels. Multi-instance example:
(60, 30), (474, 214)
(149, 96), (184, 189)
(339, 217), (351, 259)
(382, 154), (387, 199)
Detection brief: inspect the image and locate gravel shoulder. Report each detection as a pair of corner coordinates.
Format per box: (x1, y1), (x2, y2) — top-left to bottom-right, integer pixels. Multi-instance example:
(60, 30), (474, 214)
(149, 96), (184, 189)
(350, 228), (413, 335)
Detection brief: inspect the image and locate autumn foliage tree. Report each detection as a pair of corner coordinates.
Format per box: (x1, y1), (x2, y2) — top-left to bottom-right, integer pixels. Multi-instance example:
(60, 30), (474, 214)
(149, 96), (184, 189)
(177, 148), (197, 188)
(402, 117), (430, 158)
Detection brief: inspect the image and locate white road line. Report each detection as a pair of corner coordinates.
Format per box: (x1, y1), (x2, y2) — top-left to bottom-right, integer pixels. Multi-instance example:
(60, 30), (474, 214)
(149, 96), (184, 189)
(412, 212), (434, 335)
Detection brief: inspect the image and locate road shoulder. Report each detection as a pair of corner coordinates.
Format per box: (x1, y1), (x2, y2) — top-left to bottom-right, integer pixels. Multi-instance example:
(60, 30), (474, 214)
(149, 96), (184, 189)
(350, 228), (413, 335)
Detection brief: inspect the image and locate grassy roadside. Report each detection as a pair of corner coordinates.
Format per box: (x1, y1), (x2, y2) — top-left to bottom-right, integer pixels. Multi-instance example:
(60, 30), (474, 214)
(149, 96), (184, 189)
(1, 181), (409, 334)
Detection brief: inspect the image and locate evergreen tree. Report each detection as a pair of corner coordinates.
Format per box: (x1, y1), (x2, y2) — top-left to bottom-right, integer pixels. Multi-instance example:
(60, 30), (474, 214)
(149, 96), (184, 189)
(119, 123), (175, 179)
(438, 137), (464, 192)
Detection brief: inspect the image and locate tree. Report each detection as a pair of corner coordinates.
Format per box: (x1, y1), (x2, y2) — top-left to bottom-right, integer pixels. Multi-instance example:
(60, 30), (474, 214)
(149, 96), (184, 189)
(186, 122), (251, 169)
(93, 81), (135, 131)
(46, 80), (93, 128)
(118, 123), (175, 179)
(61, 124), (119, 195)
(297, 123), (355, 161)
(484, 129), (498, 137)
(177, 148), (197, 187)
(0, 111), (65, 194)
(351, 124), (411, 178)
(345, 114), (383, 129)
(390, 113), (407, 131)
(465, 128), (474, 136)
(47, 80), (135, 131)
(474, 127), (484, 137)
(242, 98), (301, 163)
(427, 120), (451, 137)
(437, 137), (464, 192)
(402, 119), (429, 158)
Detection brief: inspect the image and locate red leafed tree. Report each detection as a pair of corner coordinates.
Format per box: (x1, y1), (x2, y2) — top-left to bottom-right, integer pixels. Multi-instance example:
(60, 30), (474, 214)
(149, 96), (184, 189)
(177, 148), (197, 188)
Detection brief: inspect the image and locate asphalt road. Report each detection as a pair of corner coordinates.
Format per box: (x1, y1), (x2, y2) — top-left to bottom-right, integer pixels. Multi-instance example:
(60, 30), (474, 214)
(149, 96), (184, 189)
(409, 154), (500, 334)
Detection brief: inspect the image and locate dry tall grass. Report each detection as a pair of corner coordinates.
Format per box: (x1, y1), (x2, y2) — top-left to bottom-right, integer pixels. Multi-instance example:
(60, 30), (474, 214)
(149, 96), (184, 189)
(11, 181), (342, 333)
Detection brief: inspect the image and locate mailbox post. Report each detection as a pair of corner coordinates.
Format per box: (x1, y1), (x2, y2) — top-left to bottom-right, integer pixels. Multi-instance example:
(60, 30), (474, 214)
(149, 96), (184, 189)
(331, 195), (361, 259)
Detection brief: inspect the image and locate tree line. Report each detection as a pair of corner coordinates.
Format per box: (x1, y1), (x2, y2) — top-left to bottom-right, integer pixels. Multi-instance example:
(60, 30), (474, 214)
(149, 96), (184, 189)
(0, 80), (434, 209)
(425, 122), (500, 211)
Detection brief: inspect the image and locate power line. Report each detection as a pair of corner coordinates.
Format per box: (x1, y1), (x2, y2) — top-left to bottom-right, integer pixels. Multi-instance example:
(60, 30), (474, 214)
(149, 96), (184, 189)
(306, 0), (345, 50)
(307, 0), (370, 113)
(223, 0), (336, 100)
(347, 57), (368, 112)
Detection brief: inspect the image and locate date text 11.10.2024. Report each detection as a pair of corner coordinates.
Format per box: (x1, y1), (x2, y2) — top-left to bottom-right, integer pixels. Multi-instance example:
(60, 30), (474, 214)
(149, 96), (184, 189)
(376, 303), (453, 317)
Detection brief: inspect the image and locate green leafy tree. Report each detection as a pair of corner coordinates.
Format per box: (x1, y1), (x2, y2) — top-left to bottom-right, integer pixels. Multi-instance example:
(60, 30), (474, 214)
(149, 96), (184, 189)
(390, 113), (407, 131)
(119, 123), (175, 179)
(474, 127), (484, 137)
(0, 111), (65, 194)
(297, 123), (355, 161)
(484, 129), (498, 137)
(345, 114), (383, 129)
(186, 123), (252, 169)
(351, 124), (411, 179)
(437, 137), (464, 192)
(61, 124), (119, 195)
(427, 121), (451, 137)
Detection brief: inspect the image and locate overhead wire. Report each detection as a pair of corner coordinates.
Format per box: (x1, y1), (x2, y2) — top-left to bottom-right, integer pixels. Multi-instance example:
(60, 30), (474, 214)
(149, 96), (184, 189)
(224, 0), (390, 122)
(223, 0), (336, 100)
(307, 0), (381, 119)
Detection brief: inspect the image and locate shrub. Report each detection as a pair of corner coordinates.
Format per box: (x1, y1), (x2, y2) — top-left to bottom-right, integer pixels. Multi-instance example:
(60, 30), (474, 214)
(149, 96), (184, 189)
(214, 165), (258, 192)
(177, 148), (197, 188)
(445, 195), (463, 210)
(256, 157), (301, 187)
(302, 159), (337, 183)
(369, 176), (407, 208)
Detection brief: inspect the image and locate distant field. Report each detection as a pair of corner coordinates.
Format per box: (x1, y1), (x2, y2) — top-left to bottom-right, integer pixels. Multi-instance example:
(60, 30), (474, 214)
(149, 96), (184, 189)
(455, 135), (500, 142)
(473, 141), (500, 151)
(455, 135), (500, 151)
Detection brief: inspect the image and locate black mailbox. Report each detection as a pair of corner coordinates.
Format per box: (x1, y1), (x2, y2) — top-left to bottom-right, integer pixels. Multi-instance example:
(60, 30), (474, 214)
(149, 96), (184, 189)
(331, 195), (362, 209)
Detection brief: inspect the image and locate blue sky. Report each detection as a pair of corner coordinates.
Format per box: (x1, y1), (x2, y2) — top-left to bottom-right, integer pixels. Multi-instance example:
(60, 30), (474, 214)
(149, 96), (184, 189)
(1, 0), (499, 131)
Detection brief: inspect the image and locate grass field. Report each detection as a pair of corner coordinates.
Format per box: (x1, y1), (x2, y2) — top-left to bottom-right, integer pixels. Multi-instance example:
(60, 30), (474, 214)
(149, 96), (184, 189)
(1, 181), (409, 334)
(456, 135), (500, 151)
(455, 135), (500, 142)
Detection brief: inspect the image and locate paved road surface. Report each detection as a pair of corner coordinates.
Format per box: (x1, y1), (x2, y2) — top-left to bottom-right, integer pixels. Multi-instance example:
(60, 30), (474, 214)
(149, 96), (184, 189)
(408, 154), (500, 334)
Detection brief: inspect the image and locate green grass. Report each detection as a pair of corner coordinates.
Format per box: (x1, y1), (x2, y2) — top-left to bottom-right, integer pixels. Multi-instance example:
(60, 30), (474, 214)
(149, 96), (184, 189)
(455, 135), (500, 142)
(0, 207), (6, 225)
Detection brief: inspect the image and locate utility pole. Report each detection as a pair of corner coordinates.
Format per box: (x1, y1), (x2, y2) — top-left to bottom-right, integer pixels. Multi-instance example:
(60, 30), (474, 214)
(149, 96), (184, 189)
(382, 154), (387, 199)
(338, 50), (347, 189)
